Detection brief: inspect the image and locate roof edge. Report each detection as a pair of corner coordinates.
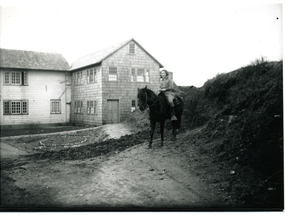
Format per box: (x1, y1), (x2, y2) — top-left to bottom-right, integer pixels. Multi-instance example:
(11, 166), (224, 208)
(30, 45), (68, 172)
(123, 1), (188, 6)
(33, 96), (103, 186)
(132, 39), (164, 68)
(0, 66), (70, 72)
(99, 38), (164, 68)
(97, 38), (134, 63)
(69, 62), (101, 72)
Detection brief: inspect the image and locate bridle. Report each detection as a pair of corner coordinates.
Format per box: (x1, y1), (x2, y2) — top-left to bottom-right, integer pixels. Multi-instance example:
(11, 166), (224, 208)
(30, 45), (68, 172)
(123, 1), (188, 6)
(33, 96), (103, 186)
(141, 91), (158, 110)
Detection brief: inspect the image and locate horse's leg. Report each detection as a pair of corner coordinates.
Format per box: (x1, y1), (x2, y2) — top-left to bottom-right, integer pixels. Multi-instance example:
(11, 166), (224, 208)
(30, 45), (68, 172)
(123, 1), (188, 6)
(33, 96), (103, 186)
(176, 113), (182, 133)
(160, 120), (165, 146)
(171, 120), (177, 141)
(148, 120), (156, 148)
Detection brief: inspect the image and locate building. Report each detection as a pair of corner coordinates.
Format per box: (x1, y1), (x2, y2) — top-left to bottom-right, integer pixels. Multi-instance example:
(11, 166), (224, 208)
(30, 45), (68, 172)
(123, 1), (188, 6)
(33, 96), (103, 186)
(0, 38), (164, 128)
(0, 49), (71, 128)
(70, 38), (163, 125)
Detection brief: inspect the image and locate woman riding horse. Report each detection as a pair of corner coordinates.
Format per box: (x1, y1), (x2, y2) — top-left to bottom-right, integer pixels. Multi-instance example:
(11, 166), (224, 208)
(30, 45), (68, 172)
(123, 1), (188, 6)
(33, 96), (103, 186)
(159, 69), (180, 121)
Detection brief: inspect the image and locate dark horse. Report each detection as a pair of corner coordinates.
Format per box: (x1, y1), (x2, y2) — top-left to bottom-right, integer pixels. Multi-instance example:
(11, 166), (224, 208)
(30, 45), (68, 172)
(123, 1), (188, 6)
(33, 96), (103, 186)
(137, 86), (184, 148)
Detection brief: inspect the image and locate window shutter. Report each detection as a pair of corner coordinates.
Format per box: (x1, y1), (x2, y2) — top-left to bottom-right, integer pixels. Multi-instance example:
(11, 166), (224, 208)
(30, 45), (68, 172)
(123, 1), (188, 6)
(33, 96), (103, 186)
(90, 69), (93, 82)
(87, 70), (89, 83)
(22, 100), (29, 114)
(94, 69), (97, 82)
(131, 68), (136, 82)
(87, 101), (90, 114)
(3, 101), (10, 114)
(23, 72), (28, 85)
(145, 69), (150, 82)
(4, 72), (10, 84)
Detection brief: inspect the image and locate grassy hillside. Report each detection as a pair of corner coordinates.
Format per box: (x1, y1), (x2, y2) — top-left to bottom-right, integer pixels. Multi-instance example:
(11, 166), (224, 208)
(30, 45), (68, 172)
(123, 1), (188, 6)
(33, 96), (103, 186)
(179, 60), (283, 208)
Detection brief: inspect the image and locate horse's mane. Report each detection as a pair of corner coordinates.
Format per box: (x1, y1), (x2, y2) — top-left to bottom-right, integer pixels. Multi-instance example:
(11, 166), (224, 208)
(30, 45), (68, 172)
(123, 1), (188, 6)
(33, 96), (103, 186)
(145, 88), (157, 98)
(144, 88), (169, 107)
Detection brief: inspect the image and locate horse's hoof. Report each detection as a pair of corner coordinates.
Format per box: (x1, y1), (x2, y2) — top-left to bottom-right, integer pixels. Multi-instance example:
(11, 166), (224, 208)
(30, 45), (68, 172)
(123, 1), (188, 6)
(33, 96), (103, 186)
(146, 144), (152, 149)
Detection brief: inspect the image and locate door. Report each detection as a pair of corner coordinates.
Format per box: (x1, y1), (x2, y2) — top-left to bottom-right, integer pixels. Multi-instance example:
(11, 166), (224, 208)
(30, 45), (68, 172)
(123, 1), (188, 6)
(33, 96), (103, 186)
(107, 100), (119, 124)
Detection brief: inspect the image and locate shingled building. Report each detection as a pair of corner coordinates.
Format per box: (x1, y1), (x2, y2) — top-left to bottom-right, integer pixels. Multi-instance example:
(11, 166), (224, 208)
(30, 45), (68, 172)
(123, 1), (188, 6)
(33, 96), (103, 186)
(0, 38), (163, 128)
(70, 38), (163, 126)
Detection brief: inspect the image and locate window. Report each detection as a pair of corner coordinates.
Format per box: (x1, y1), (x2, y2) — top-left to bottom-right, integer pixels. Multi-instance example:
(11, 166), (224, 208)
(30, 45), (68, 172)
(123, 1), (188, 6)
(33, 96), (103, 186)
(75, 71), (82, 85)
(109, 67), (118, 81)
(50, 99), (61, 114)
(130, 68), (150, 83)
(87, 68), (97, 83)
(129, 43), (135, 54)
(12, 72), (21, 84)
(137, 68), (145, 82)
(4, 71), (28, 85)
(74, 100), (83, 114)
(11, 101), (21, 114)
(131, 68), (136, 82)
(131, 100), (136, 112)
(87, 100), (97, 114)
(3, 100), (29, 115)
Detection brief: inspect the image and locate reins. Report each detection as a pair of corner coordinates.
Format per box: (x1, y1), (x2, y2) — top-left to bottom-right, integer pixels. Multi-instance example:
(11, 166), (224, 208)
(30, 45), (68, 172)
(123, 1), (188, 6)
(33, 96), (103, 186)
(143, 91), (158, 109)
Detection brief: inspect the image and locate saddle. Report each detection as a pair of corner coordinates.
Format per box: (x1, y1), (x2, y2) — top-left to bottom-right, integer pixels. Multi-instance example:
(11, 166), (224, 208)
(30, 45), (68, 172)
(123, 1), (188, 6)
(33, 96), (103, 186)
(159, 91), (182, 106)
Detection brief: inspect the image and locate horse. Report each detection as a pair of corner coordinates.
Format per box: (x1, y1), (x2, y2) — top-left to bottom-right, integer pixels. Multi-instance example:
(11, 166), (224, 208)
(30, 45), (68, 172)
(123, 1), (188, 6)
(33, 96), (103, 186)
(137, 86), (184, 148)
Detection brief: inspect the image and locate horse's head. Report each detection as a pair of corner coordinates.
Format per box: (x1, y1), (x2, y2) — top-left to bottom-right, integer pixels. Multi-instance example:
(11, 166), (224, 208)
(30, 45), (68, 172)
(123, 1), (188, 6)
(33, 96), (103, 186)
(137, 86), (148, 111)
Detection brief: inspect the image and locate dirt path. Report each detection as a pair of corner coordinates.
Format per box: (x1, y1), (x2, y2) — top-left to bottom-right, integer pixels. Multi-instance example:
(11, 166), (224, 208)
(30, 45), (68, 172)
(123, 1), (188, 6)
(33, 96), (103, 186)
(1, 125), (232, 211)
(1, 143), (28, 158)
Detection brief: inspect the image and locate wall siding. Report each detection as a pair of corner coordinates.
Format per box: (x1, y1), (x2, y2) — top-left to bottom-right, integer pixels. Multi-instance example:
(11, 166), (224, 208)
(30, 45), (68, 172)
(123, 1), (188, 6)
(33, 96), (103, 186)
(70, 66), (103, 126)
(70, 42), (161, 126)
(0, 69), (70, 126)
(101, 42), (161, 124)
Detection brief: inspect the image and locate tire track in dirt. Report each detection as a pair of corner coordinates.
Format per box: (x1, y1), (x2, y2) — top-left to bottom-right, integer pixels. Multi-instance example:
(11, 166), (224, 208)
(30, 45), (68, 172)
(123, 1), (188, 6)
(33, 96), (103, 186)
(1, 123), (229, 210)
(1, 139), (226, 210)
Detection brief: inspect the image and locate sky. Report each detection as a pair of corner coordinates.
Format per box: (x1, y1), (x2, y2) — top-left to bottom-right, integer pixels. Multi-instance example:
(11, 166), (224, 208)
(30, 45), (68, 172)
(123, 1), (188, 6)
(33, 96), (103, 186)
(0, 0), (283, 87)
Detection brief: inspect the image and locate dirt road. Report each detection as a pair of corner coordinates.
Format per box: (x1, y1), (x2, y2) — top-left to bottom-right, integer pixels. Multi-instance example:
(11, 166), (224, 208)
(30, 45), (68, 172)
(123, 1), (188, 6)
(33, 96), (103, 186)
(1, 124), (234, 211)
(1, 143), (28, 158)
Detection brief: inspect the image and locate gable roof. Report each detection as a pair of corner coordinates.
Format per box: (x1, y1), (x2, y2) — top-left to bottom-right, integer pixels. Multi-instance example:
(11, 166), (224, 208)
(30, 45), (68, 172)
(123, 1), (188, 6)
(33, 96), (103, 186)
(0, 48), (70, 71)
(70, 38), (163, 71)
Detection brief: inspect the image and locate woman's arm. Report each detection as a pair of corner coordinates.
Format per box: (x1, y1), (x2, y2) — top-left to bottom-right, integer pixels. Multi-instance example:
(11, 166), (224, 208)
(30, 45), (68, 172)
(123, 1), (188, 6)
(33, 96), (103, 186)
(160, 78), (174, 92)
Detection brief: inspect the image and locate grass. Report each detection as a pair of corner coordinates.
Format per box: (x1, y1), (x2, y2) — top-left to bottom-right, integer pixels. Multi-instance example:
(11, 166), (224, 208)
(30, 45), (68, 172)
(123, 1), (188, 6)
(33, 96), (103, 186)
(179, 59), (283, 209)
